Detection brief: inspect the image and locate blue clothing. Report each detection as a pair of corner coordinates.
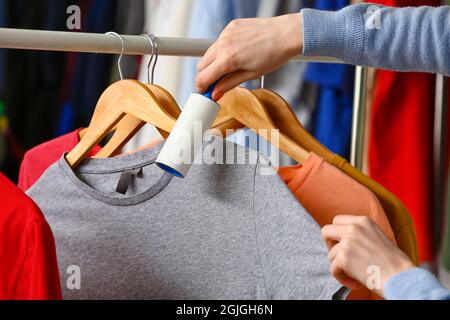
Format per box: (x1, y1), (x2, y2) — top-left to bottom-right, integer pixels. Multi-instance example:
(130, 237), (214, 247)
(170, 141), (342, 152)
(304, 0), (354, 159)
(57, 0), (117, 135)
(384, 268), (450, 300)
(179, 0), (260, 106)
(301, 3), (450, 76)
(0, 0), (8, 96)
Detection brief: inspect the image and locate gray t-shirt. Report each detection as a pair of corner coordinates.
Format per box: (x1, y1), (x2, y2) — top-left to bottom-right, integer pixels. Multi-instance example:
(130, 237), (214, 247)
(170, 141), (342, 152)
(27, 139), (341, 300)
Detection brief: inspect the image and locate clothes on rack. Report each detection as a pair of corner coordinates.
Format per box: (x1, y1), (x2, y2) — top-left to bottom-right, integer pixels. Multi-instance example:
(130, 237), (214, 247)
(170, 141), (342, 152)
(303, 0), (354, 160)
(179, 0), (261, 106)
(0, 102), (6, 165)
(0, 172), (61, 300)
(122, 0), (195, 153)
(301, 1), (450, 264)
(56, 0), (92, 136)
(18, 129), (101, 191)
(366, 0), (439, 263)
(442, 165), (450, 271)
(330, 154), (419, 265)
(279, 152), (396, 300)
(2, 0), (69, 181)
(27, 139), (342, 300)
(0, 0), (7, 97)
(279, 153), (395, 241)
(60, 0), (118, 135)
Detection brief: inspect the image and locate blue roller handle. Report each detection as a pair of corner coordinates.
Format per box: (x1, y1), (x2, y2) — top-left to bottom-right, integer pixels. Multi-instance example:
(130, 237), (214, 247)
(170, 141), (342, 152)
(202, 79), (221, 101)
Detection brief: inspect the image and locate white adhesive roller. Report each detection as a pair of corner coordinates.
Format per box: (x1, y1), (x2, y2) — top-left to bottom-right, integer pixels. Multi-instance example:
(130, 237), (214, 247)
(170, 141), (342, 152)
(156, 91), (220, 178)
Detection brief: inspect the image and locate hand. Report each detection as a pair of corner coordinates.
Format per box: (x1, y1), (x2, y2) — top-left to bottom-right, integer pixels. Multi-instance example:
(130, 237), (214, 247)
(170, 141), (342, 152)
(196, 13), (303, 101)
(321, 215), (416, 297)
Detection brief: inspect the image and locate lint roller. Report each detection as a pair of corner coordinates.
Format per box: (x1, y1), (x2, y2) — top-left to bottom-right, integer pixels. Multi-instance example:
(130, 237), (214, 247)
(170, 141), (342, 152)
(156, 81), (221, 178)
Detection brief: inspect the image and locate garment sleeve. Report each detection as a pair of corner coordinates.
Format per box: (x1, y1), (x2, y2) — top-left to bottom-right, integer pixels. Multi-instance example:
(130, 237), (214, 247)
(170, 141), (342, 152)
(14, 220), (62, 300)
(252, 156), (342, 300)
(384, 268), (450, 300)
(301, 4), (450, 76)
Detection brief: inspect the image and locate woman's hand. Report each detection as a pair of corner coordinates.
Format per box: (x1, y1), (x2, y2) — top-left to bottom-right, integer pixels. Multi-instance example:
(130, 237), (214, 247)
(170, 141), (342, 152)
(196, 13), (303, 101)
(321, 215), (416, 297)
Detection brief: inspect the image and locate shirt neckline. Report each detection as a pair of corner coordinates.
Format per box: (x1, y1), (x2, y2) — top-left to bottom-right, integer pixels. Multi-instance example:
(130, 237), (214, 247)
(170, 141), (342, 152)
(58, 142), (174, 207)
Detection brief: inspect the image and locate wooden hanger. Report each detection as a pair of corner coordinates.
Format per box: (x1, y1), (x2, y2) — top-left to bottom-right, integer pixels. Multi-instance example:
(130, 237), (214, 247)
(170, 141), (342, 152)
(65, 80), (177, 167)
(217, 87), (309, 164)
(93, 84), (180, 158)
(91, 31), (242, 159)
(90, 33), (184, 158)
(252, 88), (334, 163)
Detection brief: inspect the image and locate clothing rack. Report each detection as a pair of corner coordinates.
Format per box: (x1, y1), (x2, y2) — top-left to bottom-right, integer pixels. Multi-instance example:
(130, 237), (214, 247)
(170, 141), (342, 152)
(0, 28), (367, 169)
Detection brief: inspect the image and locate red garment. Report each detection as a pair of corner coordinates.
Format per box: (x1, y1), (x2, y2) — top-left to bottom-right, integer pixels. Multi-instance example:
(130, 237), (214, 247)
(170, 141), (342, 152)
(0, 173), (62, 300)
(18, 129), (101, 191)
(368, 0), (439, 262)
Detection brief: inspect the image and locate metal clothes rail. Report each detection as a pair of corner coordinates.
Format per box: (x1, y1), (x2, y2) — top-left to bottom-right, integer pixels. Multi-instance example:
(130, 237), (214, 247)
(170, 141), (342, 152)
(0, 28), (367, 168)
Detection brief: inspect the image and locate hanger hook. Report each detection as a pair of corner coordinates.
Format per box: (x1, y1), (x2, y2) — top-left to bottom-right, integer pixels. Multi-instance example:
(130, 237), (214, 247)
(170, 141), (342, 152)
(106, 31), (125, 80)
(148, 34), (159, 84)
(260, 75), (265, 89)
(141, 33), (157, 84)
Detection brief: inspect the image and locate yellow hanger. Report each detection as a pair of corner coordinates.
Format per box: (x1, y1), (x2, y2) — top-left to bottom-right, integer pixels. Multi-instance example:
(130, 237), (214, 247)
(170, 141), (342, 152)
(252, 83), (334, 163)
(218, 87), (309, 164)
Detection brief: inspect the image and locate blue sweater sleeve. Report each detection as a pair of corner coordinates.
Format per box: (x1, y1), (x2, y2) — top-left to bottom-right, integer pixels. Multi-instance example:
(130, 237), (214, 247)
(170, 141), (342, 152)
(301, 3), (450, 76)
(384, 268), (450, 300)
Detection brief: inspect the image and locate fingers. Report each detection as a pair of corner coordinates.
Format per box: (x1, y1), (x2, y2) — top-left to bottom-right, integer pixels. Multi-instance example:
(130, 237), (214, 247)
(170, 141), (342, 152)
(213, 70), (259, 100)
(332, 215), (372, 226)
(195, 59), (230, 93)
(329, 243), (362, 291)
(197, 42), (218, 73)
(321, 224), (349, 244)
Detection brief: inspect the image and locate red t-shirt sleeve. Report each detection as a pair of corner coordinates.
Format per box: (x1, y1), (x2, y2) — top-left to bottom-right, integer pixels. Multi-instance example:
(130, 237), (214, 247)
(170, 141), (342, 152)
(0, 173), (62, 300)
(12, 220), (62, 300)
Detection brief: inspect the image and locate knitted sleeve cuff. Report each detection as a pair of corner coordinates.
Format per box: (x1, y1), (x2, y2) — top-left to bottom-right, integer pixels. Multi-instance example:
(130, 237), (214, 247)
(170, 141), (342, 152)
(384, 268), (450, 300)
(301, 5), (365, 63)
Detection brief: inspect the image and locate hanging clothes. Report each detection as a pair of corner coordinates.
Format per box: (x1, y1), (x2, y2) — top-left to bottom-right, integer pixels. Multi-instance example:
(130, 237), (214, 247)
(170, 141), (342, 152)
(56, 0), (117, 136)
(27, 140), (342, 300)
(2, 0), (70, 182)
(246, 0), (311, 167)
(0, 172), (61, 300)
(122, 0), (195, 153)
(5, 0), (68, 151)
(442, 169), (450, 271)
(0, 102), (6, 166)
(279, 152), (397, 300)
(303, 0), (355, 159)
(0, 0), (7, 167)
(367, 0), (439, 263)
(178, 0), (261, 106)
(18, 128), (101, 191)
(0, 0), (7, 98)
(329, 154), (419, 265)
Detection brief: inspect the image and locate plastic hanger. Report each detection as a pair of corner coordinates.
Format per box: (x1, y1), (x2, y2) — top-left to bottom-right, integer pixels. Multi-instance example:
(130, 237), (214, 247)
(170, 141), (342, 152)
(252, 76), (334, 163)
(66, 32), (177, 167)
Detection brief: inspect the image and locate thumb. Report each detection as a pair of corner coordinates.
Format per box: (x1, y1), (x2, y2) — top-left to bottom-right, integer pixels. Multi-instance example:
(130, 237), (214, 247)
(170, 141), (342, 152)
(213, 70), (260, 100)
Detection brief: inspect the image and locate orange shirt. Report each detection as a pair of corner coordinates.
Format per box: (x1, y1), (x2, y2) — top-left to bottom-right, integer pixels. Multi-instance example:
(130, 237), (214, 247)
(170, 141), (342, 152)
(279, 153), (397, 300)
(279, 153), (396, 242)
